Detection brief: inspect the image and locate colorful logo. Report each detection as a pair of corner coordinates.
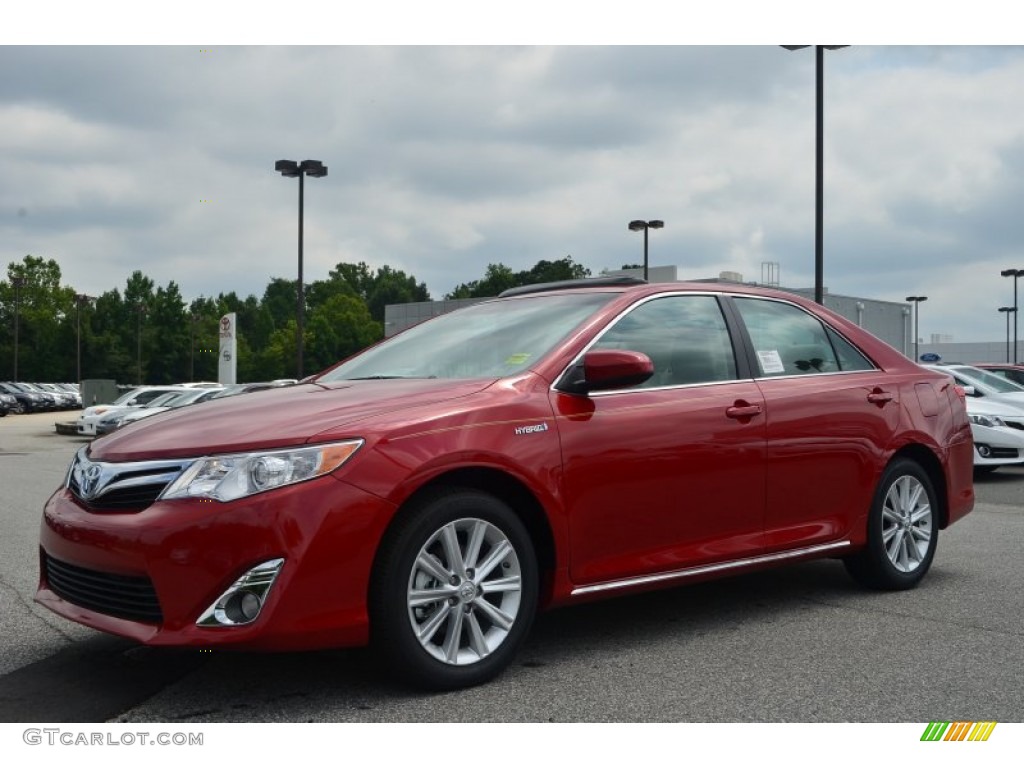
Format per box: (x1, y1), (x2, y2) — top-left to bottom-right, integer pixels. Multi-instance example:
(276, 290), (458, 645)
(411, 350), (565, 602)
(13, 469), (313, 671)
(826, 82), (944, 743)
(921, 722), (997, 742)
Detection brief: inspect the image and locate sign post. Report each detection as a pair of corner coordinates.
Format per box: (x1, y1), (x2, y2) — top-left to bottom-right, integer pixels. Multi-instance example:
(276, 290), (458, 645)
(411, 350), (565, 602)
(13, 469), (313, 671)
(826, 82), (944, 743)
(218, 313), (237, 385)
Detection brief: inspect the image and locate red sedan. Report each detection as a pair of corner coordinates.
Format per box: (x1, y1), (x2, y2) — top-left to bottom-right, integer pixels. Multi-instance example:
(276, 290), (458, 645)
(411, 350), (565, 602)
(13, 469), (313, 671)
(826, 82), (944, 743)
(37, 278), (974, 689)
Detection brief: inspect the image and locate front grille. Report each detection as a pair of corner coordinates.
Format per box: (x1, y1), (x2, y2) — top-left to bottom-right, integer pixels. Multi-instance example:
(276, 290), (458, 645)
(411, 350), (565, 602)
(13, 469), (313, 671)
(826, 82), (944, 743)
(44, 554), (163, 624)
(69, 480), (173, 511)
(67, 447), (191, 513)
(1004, 420), (1024, 431)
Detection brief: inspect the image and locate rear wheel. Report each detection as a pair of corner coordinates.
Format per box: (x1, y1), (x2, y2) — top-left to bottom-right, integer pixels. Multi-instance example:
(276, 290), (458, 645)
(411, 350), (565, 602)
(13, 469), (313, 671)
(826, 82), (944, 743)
(370, 488), (538, 690)
(844, 458), (938, 590)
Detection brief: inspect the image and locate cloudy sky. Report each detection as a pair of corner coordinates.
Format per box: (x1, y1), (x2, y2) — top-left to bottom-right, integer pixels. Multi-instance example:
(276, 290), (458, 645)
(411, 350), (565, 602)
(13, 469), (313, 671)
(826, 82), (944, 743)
(3, 22), (1023, 343)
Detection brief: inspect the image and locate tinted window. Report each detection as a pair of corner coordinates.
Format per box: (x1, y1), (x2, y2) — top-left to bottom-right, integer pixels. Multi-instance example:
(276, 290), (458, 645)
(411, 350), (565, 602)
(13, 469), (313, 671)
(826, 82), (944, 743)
(735, 298), (842, 377)
(591, 295), (737, 388)
(825, 326), (876, 372)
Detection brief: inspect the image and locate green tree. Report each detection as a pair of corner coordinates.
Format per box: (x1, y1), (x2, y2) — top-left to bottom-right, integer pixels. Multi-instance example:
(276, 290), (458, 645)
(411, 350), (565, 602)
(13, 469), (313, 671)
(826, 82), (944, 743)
(146, 282), (188, 383)
(305, 294), (382, 372)
(445, 256), (590, 299)
(324, 262), (429, 322)
(1, 255), (76, 381)
(446, 263), (518, 299)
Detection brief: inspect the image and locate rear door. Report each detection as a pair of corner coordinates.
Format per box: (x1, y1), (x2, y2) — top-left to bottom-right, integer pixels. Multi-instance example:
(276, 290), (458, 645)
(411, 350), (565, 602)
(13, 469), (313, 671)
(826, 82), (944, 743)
(730, 296), (900, 551)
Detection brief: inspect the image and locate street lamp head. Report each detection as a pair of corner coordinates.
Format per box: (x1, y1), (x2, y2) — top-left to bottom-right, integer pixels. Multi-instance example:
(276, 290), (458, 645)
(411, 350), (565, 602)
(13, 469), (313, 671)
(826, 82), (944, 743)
(905, 296), (928, 303)
(277, 159), (327, 178)
(999, 306), (1017, 313)
(1000, 268), (1024, 277)
(299, 159), (327, 177)
(275, 159), (300, 177)
(628, 219), (663, 232)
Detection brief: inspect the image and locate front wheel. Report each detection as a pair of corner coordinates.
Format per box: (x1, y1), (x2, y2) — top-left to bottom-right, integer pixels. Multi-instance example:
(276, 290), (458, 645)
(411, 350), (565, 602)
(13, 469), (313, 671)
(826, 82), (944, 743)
(370, 488), (538, 690)
(844, 459), (938, 590)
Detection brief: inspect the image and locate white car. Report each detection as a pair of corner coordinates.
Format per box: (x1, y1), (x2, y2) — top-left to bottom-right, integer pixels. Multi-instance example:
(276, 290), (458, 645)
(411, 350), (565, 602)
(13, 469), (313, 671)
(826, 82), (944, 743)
(928, 364), (1024, 408)
(77, 386), (195, 436)
(96, 387), (222, 435)
(963, 398), (1024, 474)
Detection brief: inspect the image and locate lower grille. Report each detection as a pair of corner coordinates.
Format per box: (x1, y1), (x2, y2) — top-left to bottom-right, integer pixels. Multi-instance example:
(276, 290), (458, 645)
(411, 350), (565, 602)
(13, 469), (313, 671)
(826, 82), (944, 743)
(44, 554), (163, 624)
(988, 447), (1020, 459)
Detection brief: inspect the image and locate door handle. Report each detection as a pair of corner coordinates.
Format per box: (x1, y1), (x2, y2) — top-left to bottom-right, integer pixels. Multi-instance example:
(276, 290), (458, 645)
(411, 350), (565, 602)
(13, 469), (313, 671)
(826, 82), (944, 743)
(726, 402), (763, 420)
(867, 390), (894, 405)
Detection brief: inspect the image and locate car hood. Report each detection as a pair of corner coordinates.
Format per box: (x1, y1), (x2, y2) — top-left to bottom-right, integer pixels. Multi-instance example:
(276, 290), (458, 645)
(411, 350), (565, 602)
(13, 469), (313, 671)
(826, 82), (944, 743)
(90, 379), (494, 461)
(965, 397), (1024, 417)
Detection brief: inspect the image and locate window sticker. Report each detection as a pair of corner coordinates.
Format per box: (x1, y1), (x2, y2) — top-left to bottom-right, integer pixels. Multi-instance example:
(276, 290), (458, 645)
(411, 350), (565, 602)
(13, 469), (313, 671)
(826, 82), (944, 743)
(756, 349), (785, 374)
(505, 352), (531, 366)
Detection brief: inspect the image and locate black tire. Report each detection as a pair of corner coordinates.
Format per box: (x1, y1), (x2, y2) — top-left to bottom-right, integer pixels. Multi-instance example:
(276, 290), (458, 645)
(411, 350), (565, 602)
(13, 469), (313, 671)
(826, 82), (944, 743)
(370, 487), (538, 690)
(844, 458), (938, 590)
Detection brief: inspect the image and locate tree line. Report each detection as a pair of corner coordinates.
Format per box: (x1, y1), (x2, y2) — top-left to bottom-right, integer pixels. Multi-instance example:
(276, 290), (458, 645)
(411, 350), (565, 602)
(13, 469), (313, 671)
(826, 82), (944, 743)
(0, 255), (589, 384)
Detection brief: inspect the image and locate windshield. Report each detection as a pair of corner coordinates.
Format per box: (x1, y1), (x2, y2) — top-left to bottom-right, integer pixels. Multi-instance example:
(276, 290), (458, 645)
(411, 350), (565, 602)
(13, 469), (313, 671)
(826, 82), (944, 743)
(951, 366), (1024, 394)
(320, 292), (615, 382)
(141, 392), (183, 408)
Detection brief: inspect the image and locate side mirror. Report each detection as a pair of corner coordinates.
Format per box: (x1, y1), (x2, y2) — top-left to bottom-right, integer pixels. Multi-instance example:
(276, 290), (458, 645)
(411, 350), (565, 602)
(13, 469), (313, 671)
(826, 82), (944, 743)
(558, 349), (654, 395)
(961, 385), (977, 396)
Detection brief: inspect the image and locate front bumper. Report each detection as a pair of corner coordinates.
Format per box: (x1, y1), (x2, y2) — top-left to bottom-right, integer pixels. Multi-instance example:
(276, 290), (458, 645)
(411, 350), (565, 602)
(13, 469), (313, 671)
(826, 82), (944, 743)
(36, 474), (396, 650)
(970, 422), (1024, 467)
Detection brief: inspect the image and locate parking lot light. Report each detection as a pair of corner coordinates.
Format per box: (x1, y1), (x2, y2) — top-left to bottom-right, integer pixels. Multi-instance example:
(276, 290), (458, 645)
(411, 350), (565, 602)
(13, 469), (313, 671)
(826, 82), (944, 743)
(1001, 268), (1023, 363)
(906, 296), (927, 362)
(782, 45), (848, 305)
(275, 159), (328, 379)
(627, 219), (664, 281)
(999, 306), (1016, 364)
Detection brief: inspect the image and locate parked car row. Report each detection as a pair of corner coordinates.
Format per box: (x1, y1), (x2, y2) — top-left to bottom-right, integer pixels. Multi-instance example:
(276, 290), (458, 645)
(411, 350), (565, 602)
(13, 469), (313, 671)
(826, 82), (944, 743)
(925, 363), (1024, 474)
(0, 382), (82, 415)
(76, 380), (295, 436)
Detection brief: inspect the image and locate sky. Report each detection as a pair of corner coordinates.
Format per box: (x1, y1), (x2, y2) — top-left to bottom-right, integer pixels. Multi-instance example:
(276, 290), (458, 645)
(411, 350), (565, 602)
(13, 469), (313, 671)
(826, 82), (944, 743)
(3, 6), (1024, 344)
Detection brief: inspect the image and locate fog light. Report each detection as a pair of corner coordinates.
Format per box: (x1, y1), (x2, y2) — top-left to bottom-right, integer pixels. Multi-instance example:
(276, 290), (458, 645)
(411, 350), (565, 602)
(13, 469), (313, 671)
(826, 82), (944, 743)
(197, 558), (284, 627)
(977, 444), (991, 458)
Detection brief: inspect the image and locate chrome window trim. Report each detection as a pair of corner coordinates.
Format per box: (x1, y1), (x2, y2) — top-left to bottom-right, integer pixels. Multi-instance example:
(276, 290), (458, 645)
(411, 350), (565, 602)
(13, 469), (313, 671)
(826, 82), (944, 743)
(571, 540), (852, 597)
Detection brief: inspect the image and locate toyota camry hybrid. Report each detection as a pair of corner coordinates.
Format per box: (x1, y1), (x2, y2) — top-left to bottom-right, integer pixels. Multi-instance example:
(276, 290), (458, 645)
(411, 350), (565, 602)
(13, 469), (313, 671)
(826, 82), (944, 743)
(36, 277), (975, 689)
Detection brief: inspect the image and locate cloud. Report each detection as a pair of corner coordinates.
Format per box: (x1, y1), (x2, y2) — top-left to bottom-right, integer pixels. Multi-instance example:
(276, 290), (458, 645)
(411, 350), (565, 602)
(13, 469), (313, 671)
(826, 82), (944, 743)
(3, 45), (1024, 342)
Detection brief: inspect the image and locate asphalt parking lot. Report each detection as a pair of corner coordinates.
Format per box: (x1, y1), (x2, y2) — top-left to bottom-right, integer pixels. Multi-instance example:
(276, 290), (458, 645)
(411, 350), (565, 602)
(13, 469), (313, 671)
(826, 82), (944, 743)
(1, 412), (1022, 723)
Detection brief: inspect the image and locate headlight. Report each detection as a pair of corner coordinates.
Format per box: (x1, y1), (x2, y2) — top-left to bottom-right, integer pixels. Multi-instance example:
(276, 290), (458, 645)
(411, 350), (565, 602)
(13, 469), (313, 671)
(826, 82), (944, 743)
(160, 440), (363, 502)
(969, 414), (1007, 428)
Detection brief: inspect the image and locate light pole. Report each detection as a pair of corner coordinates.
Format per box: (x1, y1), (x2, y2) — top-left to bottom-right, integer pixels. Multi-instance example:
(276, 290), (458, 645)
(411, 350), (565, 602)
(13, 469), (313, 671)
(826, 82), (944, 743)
(999, 307), (1016, 364)
(12, 276), (26, 380)
(275, 159), (328, 379)
(136, 303), (146, 385)
(1000, 268), (1022, 363)
(190, 312), (199, 381)
(906, 296), (927, 362)
(782, 45), (848, 305)
(75, 294), (92, 383)
(627, 219), (664, 281)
